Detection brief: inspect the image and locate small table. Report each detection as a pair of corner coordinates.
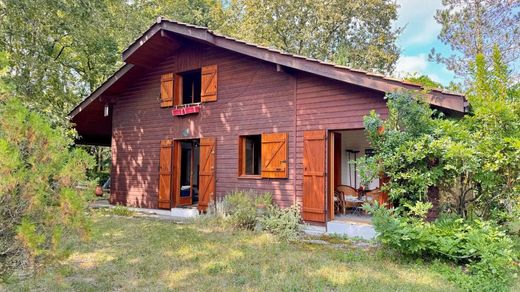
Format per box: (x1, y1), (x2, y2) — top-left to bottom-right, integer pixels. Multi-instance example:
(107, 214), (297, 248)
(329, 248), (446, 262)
(343, 196), (365, 215)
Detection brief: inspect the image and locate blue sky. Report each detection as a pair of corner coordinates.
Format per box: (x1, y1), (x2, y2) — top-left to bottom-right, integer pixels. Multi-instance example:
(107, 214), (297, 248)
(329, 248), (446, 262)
(394, 0), (456, 85)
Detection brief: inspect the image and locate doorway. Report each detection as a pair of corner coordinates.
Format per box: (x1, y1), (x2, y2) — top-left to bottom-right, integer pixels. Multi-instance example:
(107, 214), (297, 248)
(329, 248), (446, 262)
(158, 138), (216, 211)
(176, 140), (200, 207)
(328, 129), (385, 221)
(173, 139), (200, 208)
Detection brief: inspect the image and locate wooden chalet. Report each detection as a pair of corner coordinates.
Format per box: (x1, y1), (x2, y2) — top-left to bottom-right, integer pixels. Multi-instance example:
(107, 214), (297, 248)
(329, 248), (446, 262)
(70, 18), (466, 223)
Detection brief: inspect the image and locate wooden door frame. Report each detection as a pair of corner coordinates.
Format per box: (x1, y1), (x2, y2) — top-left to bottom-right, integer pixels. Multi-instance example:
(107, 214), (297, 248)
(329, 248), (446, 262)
(327, 128), (391, 220)
(327, 130), (342, 221)
(171, 138), (200, 208)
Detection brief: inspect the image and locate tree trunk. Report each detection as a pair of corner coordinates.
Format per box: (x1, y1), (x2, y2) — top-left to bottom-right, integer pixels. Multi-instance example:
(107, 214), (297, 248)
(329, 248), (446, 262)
(426, 186), (440, 221)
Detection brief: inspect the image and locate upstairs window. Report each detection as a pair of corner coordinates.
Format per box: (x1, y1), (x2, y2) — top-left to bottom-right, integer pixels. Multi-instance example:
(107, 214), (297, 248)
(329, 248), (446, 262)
(181, 69), (202, 105)
(160, 65), (218, 108)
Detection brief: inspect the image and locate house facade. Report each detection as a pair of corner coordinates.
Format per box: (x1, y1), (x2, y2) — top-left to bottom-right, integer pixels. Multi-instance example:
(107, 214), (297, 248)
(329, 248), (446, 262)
(70, 19), (466, 223)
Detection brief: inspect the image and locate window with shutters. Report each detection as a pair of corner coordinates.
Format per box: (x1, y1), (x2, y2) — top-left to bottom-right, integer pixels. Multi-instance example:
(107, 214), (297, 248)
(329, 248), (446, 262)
(160, 65), (217, 109)
(180, 69), (201, 105)
(238, 135), (261, 177)
(238, 133), (288, 179)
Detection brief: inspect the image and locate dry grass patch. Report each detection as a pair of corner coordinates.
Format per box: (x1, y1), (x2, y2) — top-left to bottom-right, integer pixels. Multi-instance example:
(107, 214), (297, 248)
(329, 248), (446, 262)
(3, 213), (471, 291)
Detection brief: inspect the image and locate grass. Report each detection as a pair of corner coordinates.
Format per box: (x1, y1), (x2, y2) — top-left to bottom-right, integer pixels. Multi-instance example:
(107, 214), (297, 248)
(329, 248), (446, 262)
(4, 213), (467, 291)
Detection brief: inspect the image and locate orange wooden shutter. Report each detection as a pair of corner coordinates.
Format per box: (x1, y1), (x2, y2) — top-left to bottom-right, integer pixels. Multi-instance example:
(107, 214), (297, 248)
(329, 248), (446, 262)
(261, 132), (288, 178)
(158, 140), (173, 209)
(161, 73), (182, 107)
(198, 137), (216, 212)
(160, 73), (174, 107)
(302, 130), (327, 222)
(173, 74), (183, 106)
(201, 65), (218, 102)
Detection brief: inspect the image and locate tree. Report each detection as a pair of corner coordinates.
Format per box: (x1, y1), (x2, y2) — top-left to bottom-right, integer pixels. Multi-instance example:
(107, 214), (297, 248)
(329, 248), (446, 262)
(0, 0), (227, 124)
(221, 0), (401, 74)
(404, 73), (444, 90)
(362, 46), (519, 221)
(430, 0), (520, 81)
(0, 97), (94, 279)
(1, 0), (401, 123)
(1, 0), (402, 185)
(463, 46), (520, 220)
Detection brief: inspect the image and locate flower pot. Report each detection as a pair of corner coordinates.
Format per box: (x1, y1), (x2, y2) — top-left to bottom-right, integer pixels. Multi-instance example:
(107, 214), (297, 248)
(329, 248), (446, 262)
(95, 185), (104, 197)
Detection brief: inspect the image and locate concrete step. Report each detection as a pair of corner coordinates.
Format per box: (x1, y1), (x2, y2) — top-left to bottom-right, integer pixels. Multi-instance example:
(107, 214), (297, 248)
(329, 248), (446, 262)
(326, 220), (376, 240)
(303, 224), (327, 236)
(171, 207), (199, 218)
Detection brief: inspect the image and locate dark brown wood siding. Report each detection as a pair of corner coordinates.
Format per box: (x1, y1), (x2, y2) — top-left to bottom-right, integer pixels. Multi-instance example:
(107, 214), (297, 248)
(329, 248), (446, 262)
(294, 72), (388, 204)
(110, 42), (297, 208)
(109, 42), (388, 209)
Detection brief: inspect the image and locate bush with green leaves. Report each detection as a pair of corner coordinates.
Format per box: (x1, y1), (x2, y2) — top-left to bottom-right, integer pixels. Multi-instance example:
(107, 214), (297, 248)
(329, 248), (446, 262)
(220, 190), (302, 240)
(0, 97), (94, 279)
(361, 47), (519, 221)
(258, 203), (302, 241)
(221, 190), (272, 230)
(366, 203), (517, 291)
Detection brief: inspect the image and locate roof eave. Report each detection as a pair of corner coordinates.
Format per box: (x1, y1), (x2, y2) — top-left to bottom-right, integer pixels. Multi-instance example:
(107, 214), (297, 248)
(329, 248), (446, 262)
(68, 63), (134, 119)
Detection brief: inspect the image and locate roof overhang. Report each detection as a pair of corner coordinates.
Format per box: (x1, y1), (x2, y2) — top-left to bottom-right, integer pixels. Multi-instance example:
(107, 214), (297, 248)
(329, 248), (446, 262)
(120, 19), (467, 113)
(69, 18), (468, 145)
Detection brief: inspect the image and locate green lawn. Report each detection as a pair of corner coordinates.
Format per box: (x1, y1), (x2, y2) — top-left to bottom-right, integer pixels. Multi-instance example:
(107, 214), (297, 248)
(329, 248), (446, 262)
(4, 213), (468, 291)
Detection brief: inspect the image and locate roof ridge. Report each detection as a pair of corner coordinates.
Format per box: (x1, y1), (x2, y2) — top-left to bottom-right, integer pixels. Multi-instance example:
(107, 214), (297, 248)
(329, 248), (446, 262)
(153, 17), (463, 97)
(71, 17), (466, 119)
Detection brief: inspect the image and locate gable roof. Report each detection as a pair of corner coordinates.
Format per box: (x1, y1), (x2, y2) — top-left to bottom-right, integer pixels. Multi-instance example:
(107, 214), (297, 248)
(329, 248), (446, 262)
(69, 17), (467, 118)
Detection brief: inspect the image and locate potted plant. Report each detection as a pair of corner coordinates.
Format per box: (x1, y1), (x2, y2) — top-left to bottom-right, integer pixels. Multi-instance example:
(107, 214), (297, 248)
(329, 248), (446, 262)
(94, 173), (110, 197)
(95, 184), (103, 197)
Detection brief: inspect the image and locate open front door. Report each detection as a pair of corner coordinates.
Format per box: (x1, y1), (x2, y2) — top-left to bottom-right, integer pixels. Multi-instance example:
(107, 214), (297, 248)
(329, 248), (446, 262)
(198, 137), (216, 212)
(302, 130), (327, 222)
(158, 140), (173, 209)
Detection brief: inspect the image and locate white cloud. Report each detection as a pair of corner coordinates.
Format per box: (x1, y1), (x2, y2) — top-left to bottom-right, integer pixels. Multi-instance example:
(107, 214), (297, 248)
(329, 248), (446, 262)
(395, 54), (455, 85)
(394, 0), (443, 46)
(395, 54), (428, 76)
(428, 73), (442, 83)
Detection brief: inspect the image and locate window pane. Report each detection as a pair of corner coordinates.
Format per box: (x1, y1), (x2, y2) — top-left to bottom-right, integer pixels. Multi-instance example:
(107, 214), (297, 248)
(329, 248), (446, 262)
(181, 70), (202, 105)
(244, 135), (261, 175)
(180, 142), (192, 197)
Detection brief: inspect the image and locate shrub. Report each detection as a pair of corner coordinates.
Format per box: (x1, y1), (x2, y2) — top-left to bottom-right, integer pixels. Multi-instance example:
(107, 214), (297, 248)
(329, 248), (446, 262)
(0, 98), (94, 279)
(222, 190), (272, 230)
(258, 203), (302, 241)
(360, 49), (520, 220)
(366, 203), (518, 291)
(216, 190), (303, 240)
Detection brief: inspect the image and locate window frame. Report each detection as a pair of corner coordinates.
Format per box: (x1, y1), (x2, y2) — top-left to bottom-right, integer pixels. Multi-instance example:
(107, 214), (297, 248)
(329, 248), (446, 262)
(178, 69), (202, 106)
(238, 134), (262, 178)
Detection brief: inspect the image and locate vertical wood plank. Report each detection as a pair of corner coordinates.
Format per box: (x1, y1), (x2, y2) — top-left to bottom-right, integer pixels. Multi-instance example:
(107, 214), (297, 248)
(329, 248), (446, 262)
(302, 130), (326, 222)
